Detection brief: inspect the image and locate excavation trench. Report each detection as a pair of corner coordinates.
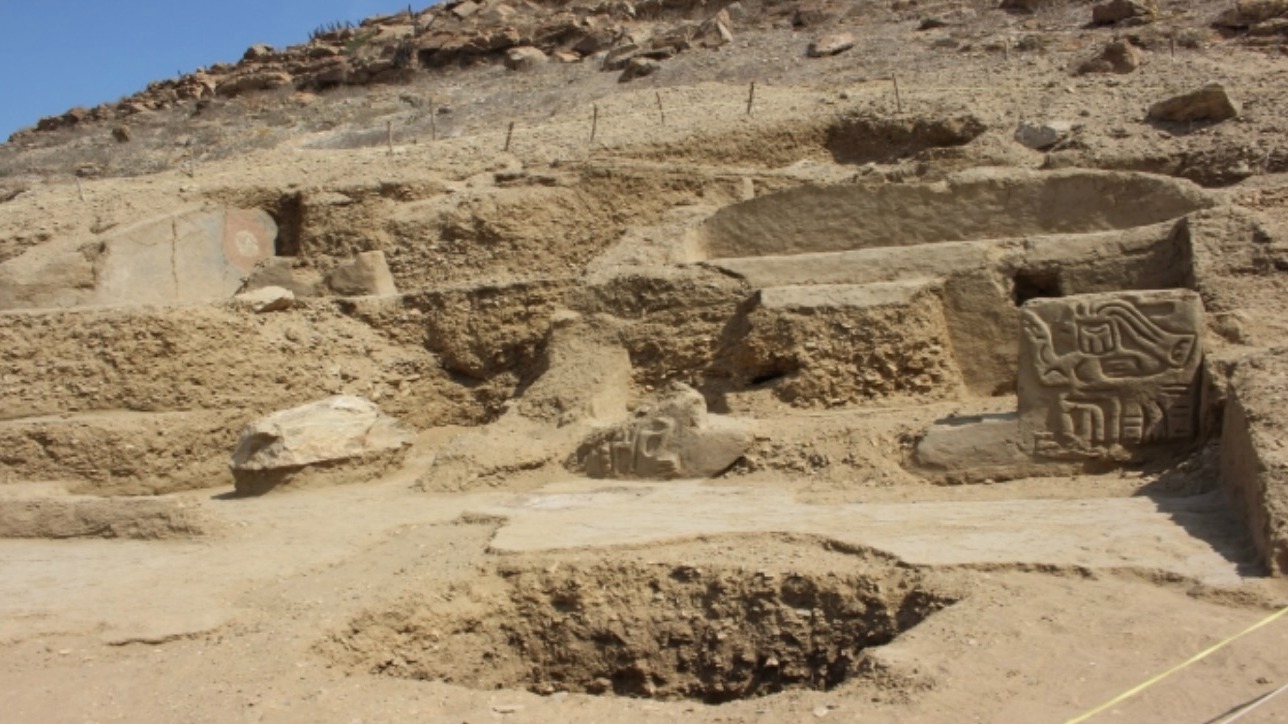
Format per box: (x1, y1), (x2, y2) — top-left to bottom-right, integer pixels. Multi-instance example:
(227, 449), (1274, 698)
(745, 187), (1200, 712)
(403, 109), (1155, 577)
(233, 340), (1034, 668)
(327, 547), (958, 703)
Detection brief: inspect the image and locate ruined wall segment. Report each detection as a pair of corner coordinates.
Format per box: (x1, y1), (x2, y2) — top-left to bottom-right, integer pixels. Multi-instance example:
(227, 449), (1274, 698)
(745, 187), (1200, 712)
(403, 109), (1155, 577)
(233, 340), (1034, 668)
(1220, 349), (1288, 576)
(0, 207), (276, 310)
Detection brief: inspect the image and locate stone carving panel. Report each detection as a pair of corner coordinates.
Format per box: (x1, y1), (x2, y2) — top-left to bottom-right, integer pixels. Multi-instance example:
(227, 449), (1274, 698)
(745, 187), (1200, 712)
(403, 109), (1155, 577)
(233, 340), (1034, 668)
(571, 383), (750, 480)
(1018, 290), (1203, 460)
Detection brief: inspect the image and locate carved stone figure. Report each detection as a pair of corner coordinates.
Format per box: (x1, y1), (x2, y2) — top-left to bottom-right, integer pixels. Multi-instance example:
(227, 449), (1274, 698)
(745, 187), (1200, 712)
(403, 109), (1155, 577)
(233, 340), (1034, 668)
(570, 383), (750, 479)
(1018, 290), (1203, 459)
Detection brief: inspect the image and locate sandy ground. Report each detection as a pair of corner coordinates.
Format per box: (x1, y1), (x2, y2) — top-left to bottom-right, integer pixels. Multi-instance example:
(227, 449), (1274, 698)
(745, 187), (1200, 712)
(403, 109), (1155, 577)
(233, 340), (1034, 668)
(0, 470), (1285, 723)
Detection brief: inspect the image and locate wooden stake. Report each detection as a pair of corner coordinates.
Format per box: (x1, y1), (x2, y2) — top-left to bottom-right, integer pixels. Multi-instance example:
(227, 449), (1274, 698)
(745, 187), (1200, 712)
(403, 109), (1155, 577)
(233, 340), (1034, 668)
(591, 104), (599, 143)
(504, 121), (514, 152)
(429, 99), (437, 141)
(1003, 38), (1010, 62)
(656, 91), (666, 125)
(386, 120), (393, 155)
(75, 176), (85, 203)
(746, 81), (756, 115)
(892, 74), (902, 114)
(1169, 36), (1176, 59)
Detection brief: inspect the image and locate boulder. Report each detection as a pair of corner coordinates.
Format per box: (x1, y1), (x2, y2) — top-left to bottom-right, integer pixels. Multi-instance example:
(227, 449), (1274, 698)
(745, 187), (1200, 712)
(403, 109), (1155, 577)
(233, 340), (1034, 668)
(699, 11), (735, 47)
(808, 33), (856, 57)
(233, 285), (294, 313)
(1215, 0), (1288, 28)
(505, 46), (548, 71)
(618, 56), (661, 82)
(1091, 0), (1158, 25)
(1015, 120), (1074, 150)
(1076, 39), (1143, 74)
(242, 43), (275, 61)
(326, 250), (398, 296)
(602, 43), (641, 70)
(1148, 83), (1241, 123)
(229, 396), (413, 495)
(568, 383), (750, 480)
(450, 0), (481, 19)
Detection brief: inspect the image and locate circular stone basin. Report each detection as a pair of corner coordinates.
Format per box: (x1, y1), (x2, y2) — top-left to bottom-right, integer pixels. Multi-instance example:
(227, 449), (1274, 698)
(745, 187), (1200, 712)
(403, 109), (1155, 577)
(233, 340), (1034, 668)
(698, 168), (1213, 259)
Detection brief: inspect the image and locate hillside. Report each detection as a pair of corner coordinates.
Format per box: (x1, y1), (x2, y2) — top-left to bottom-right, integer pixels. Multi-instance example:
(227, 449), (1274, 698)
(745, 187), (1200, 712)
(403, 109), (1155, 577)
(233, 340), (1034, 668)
(3, 0), (1288, 721)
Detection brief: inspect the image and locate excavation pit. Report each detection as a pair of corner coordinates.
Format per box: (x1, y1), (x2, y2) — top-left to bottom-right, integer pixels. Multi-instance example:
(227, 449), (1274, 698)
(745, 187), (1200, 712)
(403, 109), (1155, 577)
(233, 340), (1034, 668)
(328, 544), (959, 704)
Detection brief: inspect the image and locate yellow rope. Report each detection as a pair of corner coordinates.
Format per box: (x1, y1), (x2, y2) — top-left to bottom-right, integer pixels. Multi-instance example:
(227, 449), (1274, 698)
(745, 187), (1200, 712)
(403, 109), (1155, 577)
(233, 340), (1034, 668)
(1066, 604), (1288, 724)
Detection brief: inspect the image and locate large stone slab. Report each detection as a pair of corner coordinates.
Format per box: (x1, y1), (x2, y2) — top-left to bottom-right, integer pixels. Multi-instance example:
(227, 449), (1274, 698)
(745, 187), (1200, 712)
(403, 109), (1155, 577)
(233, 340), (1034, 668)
(229, 395), (413, 495)
(1018, 290), (1203, 460)
(0, 207), (277, 310)
(95, 208), (277, 306)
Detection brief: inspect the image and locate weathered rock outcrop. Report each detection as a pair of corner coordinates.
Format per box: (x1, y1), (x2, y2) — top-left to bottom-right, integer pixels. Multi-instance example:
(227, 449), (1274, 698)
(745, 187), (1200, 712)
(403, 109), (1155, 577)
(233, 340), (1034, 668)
(10, 0), (758, 140)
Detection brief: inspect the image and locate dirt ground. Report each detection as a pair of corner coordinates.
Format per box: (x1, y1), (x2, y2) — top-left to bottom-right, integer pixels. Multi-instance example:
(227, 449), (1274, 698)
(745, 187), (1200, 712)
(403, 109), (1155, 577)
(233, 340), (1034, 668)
(4, 0), (1288, 721)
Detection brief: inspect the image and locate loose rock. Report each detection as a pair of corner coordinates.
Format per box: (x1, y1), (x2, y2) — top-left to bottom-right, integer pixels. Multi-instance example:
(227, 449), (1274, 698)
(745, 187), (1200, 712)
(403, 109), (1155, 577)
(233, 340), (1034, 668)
(229, 396), (414, 495)
(1147, 83), (1241, 123)
(233, 285), (294, 313)
(808, 33), (856, 57)
(504, 46), (547, 71)
(618, 57), (661, 82)
(1015, 120), (1074, 150)
(1076, 39), (1143, 74)
(1215, 0), (1288, 28)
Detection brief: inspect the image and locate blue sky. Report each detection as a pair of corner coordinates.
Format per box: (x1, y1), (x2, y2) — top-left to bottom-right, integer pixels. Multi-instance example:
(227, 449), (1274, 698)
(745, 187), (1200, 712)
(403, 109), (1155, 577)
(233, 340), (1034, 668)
(0, 1), (422, 140)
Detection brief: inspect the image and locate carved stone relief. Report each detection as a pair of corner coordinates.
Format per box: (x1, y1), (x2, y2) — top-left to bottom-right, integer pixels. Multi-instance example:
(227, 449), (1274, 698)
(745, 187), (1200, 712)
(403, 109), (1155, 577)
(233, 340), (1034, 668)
(571, 383), (750, 480)
(1018, 290), (1203, 459)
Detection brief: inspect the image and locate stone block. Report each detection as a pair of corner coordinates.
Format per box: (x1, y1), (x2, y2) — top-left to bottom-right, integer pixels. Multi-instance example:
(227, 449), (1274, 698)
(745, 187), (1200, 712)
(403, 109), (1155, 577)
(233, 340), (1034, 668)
(1014, 120), (1073, 150)
(326, 250), (398, 296)
(727, 280), (963, 407)
(0, 207), (277, 310)
(1018, 290), (1203, 460)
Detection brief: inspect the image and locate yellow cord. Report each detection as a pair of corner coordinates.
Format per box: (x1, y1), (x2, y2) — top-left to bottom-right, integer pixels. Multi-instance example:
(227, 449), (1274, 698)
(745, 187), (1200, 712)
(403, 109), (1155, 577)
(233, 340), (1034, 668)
(1066, 604), (1288, 724)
